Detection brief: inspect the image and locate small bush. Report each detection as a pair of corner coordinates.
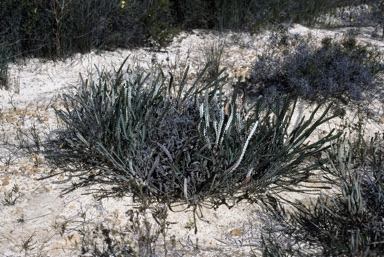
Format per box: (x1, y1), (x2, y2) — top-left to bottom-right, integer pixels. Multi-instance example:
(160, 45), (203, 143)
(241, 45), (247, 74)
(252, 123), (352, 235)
(43, 58), (340, 210)
(250, 34), (382, 102)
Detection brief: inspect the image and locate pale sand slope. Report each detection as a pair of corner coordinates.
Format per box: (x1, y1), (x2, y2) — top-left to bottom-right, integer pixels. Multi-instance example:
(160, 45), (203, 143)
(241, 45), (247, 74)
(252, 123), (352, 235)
(0, 24), (384, 256)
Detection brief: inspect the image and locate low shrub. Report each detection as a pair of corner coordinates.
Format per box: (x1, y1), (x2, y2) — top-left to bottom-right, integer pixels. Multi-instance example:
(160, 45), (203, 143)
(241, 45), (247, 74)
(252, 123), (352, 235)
(43, 57), (340, 211)
(250, 33), (383, 103)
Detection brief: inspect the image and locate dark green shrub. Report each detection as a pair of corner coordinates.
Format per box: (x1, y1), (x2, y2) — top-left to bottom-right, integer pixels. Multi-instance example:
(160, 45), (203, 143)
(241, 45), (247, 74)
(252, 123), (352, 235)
(170, 0), (370, 31)
(45, 0), (175, 55)
(250, 34), (382, 102)
(0, 0), (178, 89)
(0, 0), (56, 59)
(138, 0), (177, 50)
(0, 0), (176, 59)
(43, 57), (340, 210)
(0, 43), (11, 90)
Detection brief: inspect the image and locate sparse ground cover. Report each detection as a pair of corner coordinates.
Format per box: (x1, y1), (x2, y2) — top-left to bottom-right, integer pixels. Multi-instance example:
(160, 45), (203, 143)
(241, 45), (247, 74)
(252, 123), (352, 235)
(1, 1), (384, 256)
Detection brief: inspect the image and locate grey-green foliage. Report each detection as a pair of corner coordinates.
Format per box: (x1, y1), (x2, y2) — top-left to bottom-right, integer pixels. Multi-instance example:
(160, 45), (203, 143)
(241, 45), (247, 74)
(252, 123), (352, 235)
(261, 132), (384, 256)
(250, 32), (383, 103)
(44, 57), (340, 209)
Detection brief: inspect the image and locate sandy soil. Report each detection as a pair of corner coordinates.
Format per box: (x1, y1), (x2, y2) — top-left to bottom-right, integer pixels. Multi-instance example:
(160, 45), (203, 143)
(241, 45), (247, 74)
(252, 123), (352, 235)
(1, 23), (384, 256)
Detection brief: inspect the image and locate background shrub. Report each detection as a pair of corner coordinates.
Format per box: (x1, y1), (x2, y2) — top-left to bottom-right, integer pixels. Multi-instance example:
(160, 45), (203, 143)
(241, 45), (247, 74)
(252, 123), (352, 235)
(169, 0), (373, 31)
(0, 0), (374, 60)
(0, 0), (175, 59)
(250, 34), (383, 102)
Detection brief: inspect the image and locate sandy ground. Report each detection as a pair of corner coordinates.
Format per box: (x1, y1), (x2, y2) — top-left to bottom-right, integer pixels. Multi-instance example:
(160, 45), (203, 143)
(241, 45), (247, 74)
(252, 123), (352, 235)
(1, 23), (384, 256)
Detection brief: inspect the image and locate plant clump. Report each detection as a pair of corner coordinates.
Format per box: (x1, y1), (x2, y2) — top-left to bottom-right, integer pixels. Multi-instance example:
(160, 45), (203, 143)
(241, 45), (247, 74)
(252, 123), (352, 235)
(43, 57), (340, 211)
(260, 132), (384, 256)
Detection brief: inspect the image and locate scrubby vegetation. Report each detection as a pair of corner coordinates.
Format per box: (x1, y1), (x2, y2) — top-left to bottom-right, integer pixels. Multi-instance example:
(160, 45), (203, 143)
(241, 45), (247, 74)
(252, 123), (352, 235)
(39, 55), (384, 256)
(0, 0), (376, 89)
(250, 30), (383, 102)
(1, 1), (384, 256)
